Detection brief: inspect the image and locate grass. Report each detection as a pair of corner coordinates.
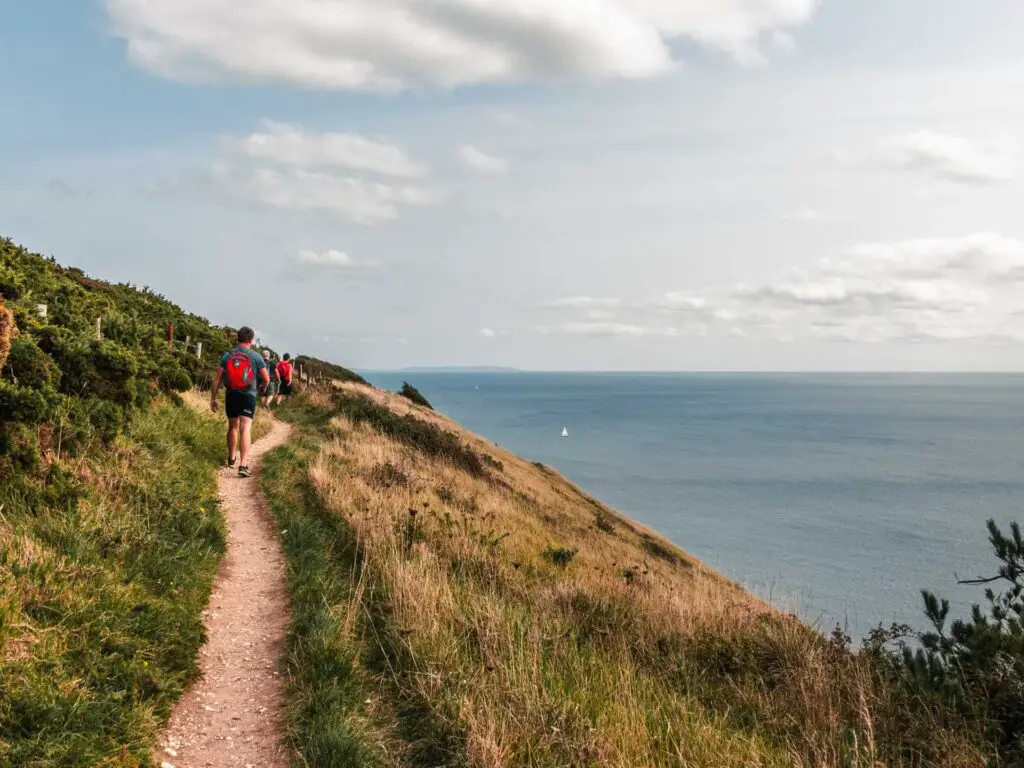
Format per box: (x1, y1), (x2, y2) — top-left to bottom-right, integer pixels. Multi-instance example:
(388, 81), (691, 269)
(271, 384), (996, 767)
(261, 399), (391, 767)
(0, 392), (229, 766)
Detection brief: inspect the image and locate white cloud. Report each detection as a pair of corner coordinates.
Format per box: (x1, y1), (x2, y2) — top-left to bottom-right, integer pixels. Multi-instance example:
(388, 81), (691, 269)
(536, 321), (677, 338)
(881, 131), (1017, 185)
(781, 205), (832, 222)
(154, 124), (437, 224)
(294, 249), (355, 267)
(657, 233), (1024, 343)
(544, 296), (621, 309)
(479, 327), (497, 338)
(207, 164), (436, 224)
(459, 145), (509, 173)
(107, 0), (819, 91)
(227, 122), (428, 178)
(489, 110), (530, 128)
(771, 30), (796, 52)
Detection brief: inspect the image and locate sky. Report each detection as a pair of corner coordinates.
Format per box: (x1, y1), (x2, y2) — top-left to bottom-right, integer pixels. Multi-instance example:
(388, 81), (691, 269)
(3, 1), (1024, 371)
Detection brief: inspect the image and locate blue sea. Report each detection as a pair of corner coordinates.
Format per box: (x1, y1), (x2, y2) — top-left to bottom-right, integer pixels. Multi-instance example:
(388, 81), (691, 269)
(362, 372), (1024, 638)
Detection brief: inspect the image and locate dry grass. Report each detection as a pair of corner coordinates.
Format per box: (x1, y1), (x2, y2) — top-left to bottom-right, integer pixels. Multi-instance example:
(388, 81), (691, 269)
(278, 384), (991, 767)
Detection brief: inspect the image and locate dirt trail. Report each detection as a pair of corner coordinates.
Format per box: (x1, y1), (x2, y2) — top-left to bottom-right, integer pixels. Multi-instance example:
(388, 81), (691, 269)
(156, 418), (293, 768)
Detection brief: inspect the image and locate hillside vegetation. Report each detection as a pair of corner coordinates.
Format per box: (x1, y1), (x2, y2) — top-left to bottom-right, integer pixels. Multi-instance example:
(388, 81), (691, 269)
(266, 384), (994, 767)
(0, 239), (269, 765)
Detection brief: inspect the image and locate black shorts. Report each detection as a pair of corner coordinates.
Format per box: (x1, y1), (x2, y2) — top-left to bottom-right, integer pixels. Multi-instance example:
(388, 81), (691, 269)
(225, 390), (258, 419)
(278, 380), (293, 396)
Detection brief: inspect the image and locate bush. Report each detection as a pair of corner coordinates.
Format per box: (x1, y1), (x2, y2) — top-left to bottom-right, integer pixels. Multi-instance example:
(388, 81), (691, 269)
(5, 336), (56, 389)
(543, 546), (577, 568)
(0, 236), (249, 469)
(0, 380), (49, 423)
(594, 509), (616, 534)
(293, 355), (367, 385)
(398, 381), (433, 410)
(898, 519), (1024, 761)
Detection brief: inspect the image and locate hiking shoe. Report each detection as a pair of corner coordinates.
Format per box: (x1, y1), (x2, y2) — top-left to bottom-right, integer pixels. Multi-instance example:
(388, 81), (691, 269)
(227, 457), (237, 469)
(238, 465), (252, 478)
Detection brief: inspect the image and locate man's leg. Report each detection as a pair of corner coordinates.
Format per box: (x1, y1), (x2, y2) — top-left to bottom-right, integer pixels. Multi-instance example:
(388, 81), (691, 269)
(227, 417), (240, 463)
(238, 416), (254, 467)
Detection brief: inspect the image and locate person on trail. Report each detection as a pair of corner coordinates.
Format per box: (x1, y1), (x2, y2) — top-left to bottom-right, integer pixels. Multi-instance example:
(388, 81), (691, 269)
(274, 353), (294, 405)
(209, 327), (269, 478)
(261, 349), (279, 409)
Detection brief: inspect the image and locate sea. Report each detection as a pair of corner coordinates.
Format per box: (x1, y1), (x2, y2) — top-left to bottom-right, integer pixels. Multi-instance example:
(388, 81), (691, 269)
(361, 372), (1024, 638)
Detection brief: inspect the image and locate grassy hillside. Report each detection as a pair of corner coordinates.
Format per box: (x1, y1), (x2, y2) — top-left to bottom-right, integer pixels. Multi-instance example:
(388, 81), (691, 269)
(266, 384), (993, 767)
(0, 239), (271, 765)
(293, 355), (368, 386)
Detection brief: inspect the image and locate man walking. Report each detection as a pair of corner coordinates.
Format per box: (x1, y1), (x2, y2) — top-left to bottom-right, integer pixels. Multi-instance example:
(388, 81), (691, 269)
(261, 349), (279, 409)
(209, 327), (269, 478)
(274, 353), (294, 406)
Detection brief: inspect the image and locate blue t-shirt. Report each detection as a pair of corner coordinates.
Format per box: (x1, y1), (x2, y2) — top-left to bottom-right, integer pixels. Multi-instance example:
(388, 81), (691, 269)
(219, 346), (268, 395)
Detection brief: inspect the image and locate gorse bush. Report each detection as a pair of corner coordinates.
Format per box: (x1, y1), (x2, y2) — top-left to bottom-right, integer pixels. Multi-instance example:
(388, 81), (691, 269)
(398, 381), (433, 409)
(293, 354), (368, 386)
(0, 237), (238, 476)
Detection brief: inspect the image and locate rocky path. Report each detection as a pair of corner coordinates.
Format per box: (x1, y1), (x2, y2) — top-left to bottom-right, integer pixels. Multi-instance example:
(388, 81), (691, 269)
(156, 418), (293, 768)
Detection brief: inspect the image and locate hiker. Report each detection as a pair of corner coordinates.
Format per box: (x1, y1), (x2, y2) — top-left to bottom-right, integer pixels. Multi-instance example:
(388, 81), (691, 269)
(261, 349), (278, 408)
(209, 326), (270, 478)
(274, 353), (294, 405)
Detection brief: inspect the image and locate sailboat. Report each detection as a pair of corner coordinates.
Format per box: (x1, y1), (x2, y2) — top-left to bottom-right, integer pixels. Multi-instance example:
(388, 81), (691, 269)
(561, 426), (568, 438)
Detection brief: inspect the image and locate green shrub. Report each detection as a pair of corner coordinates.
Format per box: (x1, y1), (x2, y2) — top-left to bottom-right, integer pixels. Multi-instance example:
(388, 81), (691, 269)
(543, 546), (577, 568)
(5, 336), (56, 389)
(0, 236), (243, 468)
(0, 380), (49, 423)
(896, 519), (1024, 762)
(293, 355), (367, 385)
(399, 381), (433, 409)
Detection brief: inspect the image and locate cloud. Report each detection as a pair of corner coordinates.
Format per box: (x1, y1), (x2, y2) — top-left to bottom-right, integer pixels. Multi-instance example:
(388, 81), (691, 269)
(543, 296), (621, 309)
(657, 233), (1024, 343)
(781, 205), (832, 222)
(152, 124), (437, 224)
(227, 122), (428, 178)
(770, 30), (796, 52)
(205, 164), (437, 224)
(489, 110), (530, 128)
(880, 131), (1017, 185)
(536, 321), (677, 338)
(294, 249), (354, 267)
(479, 328), (497, 338)
(107, 0), (819, 91)
(459, 145), (509, 173)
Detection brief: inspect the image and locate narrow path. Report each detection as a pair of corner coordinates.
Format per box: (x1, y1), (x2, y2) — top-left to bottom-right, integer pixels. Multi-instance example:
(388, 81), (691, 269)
(156, 418), (293, 768)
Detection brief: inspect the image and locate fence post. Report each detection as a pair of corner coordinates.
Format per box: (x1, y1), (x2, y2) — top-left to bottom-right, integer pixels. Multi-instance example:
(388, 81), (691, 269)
(167, 323), (174, 347)
(195, 342), (203, 359)
(95, 317), (102, 340)
(184, 335), (191, 353)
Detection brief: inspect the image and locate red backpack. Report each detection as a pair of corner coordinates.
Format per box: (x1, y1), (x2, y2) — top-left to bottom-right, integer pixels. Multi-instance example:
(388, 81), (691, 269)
(277, 360), (293, 384)
(224, 350), (255, 390)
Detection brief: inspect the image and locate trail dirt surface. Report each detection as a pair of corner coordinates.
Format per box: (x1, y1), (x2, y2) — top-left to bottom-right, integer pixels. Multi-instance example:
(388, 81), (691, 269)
(156, 418), (293, 768)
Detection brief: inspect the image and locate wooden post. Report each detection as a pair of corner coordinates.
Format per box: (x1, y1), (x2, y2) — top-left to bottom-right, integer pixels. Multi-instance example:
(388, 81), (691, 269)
(184, 335), (191, 352)
(167, 323), (174, 347)
(195, 342), (203, 359)
(36, 303), (47, 319)
(95, 317), (102, 340)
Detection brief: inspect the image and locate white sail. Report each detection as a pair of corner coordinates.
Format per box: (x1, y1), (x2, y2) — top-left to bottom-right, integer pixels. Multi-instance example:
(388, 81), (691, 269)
(561, 426), (568, 437)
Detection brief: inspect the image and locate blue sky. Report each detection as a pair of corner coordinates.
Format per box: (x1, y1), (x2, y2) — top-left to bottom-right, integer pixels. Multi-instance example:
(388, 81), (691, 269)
(4, 1), (1024, 370)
